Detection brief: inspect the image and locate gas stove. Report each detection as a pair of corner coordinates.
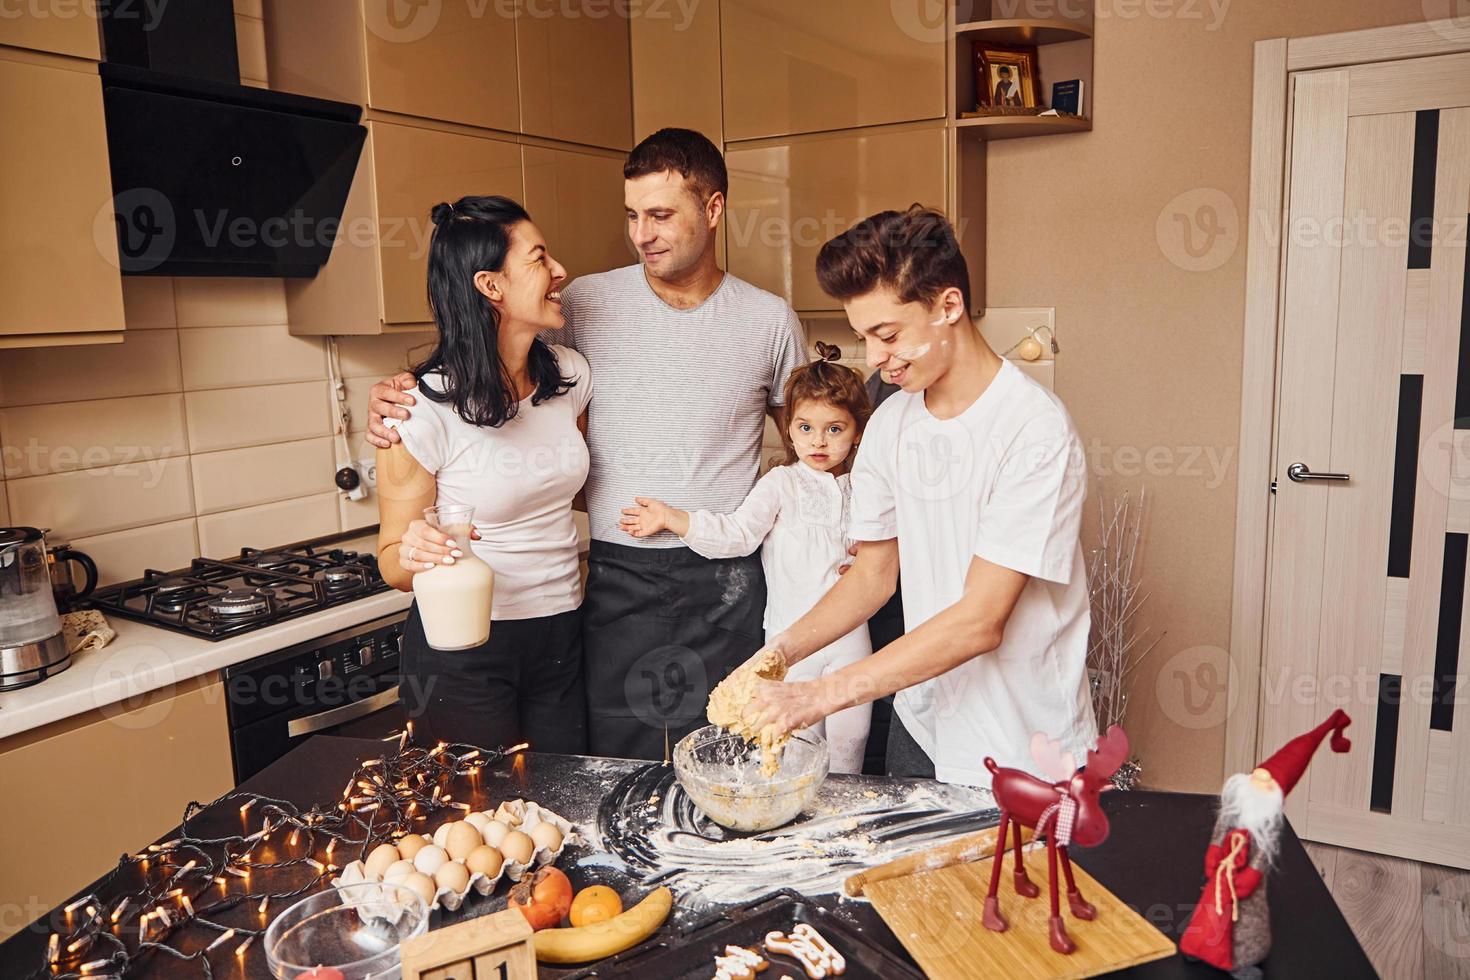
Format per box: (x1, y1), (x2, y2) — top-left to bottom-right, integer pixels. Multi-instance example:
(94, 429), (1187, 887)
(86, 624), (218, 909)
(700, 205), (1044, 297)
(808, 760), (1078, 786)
(86, 541), (390, 639)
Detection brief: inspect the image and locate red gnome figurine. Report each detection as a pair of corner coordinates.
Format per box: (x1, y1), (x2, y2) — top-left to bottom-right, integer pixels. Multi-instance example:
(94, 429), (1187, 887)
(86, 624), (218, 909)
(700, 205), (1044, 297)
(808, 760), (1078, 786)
(1179, 709), (1352, 979)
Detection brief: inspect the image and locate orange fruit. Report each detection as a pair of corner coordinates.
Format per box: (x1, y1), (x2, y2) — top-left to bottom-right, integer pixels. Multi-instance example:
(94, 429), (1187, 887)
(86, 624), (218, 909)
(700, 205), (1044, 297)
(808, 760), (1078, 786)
(569, 885), (624, 927)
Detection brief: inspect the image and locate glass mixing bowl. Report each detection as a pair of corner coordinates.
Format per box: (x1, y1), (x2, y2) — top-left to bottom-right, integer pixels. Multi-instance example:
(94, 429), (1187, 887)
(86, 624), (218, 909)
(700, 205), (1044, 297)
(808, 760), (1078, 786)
(265, 881), (428, 979)
(673, 725), (829, 832)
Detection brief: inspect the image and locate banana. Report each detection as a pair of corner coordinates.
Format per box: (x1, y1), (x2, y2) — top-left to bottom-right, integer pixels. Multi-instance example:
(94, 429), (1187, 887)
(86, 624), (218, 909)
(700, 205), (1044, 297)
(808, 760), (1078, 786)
(532, 886), (673, 964)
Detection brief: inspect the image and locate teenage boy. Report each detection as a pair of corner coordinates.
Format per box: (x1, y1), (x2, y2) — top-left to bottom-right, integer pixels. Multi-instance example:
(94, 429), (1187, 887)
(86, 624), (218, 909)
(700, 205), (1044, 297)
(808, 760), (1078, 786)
(744, 205), (1096, 784)
(366, 129), (808, 761)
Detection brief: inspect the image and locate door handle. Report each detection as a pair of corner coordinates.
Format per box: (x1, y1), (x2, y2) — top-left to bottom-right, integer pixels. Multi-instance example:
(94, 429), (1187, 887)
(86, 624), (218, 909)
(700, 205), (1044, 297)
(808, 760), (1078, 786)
(1287, 462), (1350, 483)
(287, 684), (400, 737)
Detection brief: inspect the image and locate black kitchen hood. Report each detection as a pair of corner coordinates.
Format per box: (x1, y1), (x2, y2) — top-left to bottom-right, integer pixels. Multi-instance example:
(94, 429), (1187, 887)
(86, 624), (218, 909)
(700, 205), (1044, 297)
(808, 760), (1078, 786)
(98, 2), (366, 278)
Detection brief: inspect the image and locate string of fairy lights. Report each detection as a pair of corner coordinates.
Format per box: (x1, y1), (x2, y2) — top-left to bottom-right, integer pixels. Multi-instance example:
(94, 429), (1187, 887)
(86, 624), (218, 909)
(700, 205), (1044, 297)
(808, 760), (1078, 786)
(30, 728), (527, 979)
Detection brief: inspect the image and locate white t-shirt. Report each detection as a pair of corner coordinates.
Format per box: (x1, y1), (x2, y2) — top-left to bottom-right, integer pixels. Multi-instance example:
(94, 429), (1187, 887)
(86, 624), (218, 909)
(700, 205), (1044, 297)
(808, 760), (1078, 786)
(849, 359), (1097, 786)
(387, 344), (592, 621)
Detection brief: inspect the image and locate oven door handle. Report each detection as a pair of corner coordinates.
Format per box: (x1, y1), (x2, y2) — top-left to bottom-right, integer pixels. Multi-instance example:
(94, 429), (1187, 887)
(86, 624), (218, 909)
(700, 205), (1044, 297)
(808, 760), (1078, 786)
(287, 685), (401, 737)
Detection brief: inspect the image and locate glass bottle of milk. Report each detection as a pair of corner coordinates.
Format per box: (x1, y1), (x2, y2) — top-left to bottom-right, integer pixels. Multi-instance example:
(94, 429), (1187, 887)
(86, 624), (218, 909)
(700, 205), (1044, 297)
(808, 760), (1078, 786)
(412, 504), (494, 650)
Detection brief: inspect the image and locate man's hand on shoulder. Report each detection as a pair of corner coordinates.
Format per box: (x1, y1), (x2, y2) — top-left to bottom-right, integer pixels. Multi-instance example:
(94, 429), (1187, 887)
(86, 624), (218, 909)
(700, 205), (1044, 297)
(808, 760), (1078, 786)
(365, 371), (417, 449)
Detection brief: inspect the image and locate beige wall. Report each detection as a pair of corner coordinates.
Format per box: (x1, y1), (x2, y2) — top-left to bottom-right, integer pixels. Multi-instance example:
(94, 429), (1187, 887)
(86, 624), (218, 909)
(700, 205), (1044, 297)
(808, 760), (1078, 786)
(0, 1), (430, 586)
(985, 1), (1433, 792)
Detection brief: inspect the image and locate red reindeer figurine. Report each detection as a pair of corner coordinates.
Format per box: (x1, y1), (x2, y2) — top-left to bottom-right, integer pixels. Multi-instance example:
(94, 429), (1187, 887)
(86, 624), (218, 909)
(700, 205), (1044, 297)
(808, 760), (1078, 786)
(982, 725), (1130, 955)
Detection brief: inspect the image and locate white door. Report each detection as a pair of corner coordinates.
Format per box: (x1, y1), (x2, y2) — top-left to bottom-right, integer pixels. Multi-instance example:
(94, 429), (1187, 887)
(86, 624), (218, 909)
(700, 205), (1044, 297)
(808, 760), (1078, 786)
(1264, 52), (1470, 867)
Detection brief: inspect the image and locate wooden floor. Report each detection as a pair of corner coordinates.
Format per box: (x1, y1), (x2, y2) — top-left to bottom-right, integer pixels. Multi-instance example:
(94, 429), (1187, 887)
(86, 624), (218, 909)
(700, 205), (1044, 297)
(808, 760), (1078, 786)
(1303, 841), (1470, 979)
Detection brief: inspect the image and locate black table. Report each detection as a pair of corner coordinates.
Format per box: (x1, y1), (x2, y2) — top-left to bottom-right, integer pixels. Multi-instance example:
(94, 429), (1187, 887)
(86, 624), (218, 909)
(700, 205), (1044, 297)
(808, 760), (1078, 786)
(2, 736), (1375, 978)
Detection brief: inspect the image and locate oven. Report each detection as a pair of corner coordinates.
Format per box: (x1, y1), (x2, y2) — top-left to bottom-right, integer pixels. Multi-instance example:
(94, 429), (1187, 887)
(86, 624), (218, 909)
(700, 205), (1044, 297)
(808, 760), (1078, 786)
(224, 611), (407, 782)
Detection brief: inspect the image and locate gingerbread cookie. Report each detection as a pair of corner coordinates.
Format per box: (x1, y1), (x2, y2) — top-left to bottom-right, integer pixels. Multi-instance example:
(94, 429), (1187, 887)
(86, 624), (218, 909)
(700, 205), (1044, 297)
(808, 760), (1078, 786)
(713, 943), (769, 980)
(763, 924), (846, 978)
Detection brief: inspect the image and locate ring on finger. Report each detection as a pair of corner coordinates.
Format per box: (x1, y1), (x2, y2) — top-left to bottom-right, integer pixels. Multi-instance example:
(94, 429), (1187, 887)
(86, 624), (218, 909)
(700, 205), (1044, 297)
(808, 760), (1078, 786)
(407, 546), (416, 562)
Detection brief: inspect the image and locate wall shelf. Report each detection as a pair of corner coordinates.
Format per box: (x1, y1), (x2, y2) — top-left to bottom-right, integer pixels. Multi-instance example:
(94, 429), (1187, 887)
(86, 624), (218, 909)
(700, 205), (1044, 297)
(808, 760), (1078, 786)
(954, 114), (1091, 139)
(954, 18), (1092, 46)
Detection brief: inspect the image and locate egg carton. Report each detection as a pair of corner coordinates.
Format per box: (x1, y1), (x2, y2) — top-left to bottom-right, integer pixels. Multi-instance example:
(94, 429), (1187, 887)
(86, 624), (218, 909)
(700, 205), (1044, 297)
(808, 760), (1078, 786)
(330, 801), (581, 913)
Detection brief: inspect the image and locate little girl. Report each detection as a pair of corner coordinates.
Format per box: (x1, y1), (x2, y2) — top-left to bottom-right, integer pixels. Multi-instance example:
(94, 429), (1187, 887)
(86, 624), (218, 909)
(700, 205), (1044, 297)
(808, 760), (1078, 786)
(620, 343), (874, 772)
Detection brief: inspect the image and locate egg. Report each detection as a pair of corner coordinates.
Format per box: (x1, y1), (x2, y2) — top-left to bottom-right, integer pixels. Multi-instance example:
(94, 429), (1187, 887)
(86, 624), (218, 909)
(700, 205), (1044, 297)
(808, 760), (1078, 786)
(465, 845), (504, 879)
(364, 843), (401, 880)
(413, 844), (449, 875)
(398, 871), (437, 908)
(494, 800), (526, 827)
(434, 860), (471, 894)
(483, 820), (511, 848)
(500, 830), (535, 865)
(464, 812), (491, 833)
(383, 860), (417, 883)
(445, 822), (485, 861)
(397, 833), (430, 860)
(432, 823), (454, 849)
(530, 822), (563, 853)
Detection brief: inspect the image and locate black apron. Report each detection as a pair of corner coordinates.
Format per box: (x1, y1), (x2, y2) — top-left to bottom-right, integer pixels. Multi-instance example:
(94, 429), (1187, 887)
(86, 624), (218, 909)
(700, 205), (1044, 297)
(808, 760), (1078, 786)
(582, 539), (766, 761)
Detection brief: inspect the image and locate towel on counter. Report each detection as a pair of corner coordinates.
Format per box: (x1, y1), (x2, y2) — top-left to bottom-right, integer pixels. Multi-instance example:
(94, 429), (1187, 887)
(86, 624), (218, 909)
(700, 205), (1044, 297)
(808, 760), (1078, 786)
(61, 610), (115, 654)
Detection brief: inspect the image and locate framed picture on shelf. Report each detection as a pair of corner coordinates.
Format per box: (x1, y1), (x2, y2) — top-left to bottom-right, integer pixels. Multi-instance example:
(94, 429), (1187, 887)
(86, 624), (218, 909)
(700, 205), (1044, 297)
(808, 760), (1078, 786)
(974, 44), (1040, 111)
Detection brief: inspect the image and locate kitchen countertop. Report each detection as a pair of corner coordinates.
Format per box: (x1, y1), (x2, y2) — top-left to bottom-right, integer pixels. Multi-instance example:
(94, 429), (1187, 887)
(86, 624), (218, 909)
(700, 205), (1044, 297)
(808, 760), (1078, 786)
(0, 534), (411, 741)
(0, 736), (1376, 978)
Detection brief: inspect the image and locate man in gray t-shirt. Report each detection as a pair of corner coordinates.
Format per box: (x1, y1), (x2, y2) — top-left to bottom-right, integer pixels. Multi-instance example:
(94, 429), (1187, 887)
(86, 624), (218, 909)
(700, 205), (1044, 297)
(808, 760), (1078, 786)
(368, 129), (807, 761)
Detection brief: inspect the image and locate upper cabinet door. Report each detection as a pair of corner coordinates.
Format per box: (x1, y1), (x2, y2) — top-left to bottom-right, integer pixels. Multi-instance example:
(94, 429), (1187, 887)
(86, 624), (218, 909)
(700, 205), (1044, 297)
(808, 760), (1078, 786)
(0, 58), (124, 338)
(725, 123), (947, 312)
(0, 6), (101, 60)
(372, 121), (524, 327)
(721, 0), (945, 141)
(362, 0), (520, 132)
(517, 2), (633, 151)
(522, 146), (632, 281)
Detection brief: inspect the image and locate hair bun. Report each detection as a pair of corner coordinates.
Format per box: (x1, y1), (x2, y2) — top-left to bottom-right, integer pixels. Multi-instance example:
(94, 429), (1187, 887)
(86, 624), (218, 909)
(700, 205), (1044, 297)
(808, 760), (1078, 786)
(430, 201), (456, 225)
(815, 340), (842, 362)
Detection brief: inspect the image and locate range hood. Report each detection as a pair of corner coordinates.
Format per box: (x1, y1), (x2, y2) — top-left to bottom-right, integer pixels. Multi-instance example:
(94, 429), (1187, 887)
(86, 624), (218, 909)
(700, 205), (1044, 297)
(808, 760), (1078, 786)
(99, 0), (366, 277)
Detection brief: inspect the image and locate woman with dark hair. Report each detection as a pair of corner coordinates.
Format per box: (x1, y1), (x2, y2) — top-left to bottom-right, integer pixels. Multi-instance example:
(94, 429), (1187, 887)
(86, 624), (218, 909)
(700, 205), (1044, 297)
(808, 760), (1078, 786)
(376, 195), (590, 753)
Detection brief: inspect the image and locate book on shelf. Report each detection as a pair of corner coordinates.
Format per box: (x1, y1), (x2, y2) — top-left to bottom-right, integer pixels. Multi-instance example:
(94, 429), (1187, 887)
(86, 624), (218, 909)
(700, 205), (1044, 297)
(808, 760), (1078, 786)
(1048, 79), (1084, 116)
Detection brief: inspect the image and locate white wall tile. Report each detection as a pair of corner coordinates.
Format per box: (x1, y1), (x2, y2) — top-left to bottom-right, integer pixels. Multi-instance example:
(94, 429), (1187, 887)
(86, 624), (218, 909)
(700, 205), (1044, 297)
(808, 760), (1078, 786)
(186, 381), (332, 454)
(334, 333), (434, 379)
(121, 278), (178, 330)
(72, 519), (199, 586)
(173, 278), (288, 328)
(0, 330), (183, 407)
(190, 437), (335, 514)
(7, 456), (195, 540)
(179, 325), (326, 390)
(197, 493), (340, 558)
(1, 393), (189, 479)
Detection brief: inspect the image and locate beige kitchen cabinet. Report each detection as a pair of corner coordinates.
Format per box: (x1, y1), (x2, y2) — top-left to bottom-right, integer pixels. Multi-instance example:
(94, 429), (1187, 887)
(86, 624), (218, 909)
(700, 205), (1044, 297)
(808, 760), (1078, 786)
(0, 7), (101, 60)
(0, 676), (233, 943)
(264, 0), (519, 133)
(522, 145), (632, 281)
(0, 52), (125, 348)
(721, 0), (945, 142)
(287, 121), (524, 335)
(517, 4), (633, 151)
(725, 122), (948, 312)
(630, 0), (722, 142)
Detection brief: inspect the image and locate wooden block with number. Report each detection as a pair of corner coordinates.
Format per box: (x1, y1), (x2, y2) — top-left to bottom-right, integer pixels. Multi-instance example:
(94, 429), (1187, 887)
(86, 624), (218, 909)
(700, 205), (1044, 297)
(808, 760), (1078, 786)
(401, 908), (537, 980)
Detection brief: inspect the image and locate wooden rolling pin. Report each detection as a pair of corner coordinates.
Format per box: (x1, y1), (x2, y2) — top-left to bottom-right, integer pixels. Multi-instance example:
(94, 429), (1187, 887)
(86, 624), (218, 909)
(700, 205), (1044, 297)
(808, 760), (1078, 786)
(843, 824), (1035, 897)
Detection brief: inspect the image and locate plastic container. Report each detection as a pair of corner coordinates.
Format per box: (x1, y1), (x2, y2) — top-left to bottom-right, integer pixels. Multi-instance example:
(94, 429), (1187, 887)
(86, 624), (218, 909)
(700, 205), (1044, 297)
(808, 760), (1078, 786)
(265, 881), (428, 980)
(673, 725), (829, 832)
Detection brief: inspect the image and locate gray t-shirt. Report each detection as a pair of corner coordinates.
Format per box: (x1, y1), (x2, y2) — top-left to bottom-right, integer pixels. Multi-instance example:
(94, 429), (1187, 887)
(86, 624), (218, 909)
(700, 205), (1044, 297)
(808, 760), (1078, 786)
(548, 264), (807, 547)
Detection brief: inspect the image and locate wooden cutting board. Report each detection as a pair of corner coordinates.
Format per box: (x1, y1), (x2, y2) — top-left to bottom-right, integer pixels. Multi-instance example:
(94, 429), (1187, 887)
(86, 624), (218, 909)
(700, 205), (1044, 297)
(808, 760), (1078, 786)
(864, 846), (1176, 979)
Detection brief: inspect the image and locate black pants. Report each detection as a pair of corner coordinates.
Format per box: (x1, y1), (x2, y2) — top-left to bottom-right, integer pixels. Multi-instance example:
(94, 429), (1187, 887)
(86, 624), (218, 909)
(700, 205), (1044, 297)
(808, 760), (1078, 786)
(582, 540), (766, 761)
(399, 603), (588, 755)
(862, 576), (905, 776)
(885, 708), (936, 780)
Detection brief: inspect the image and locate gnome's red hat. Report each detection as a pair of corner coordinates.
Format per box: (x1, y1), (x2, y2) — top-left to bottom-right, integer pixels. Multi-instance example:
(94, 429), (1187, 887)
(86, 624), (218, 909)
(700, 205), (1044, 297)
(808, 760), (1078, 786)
(1258, 709), (1352, 796)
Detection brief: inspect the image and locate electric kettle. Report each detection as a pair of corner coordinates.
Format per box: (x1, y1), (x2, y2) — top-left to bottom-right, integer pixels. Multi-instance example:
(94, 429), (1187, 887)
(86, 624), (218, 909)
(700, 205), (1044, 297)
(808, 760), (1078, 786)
(0, 527), (72, 690)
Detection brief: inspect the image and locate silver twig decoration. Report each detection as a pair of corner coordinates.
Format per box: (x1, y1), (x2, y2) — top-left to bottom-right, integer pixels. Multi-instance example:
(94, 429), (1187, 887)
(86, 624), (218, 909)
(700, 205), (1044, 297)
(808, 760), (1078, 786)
(1086, 489), (1162, 735)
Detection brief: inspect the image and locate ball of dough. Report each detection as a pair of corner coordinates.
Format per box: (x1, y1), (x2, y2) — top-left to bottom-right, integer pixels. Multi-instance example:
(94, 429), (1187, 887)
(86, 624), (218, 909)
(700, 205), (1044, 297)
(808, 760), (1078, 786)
(397, 871), (437, 908)
(445, 822), (484, 861)
(465, 845), (504, 879)
(364, 843), (401, 880)
(434, 860), (470, 894)
(500, 830), (535, 865)
(530, 822), (563, 853)
(413, 844), (449, 875)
